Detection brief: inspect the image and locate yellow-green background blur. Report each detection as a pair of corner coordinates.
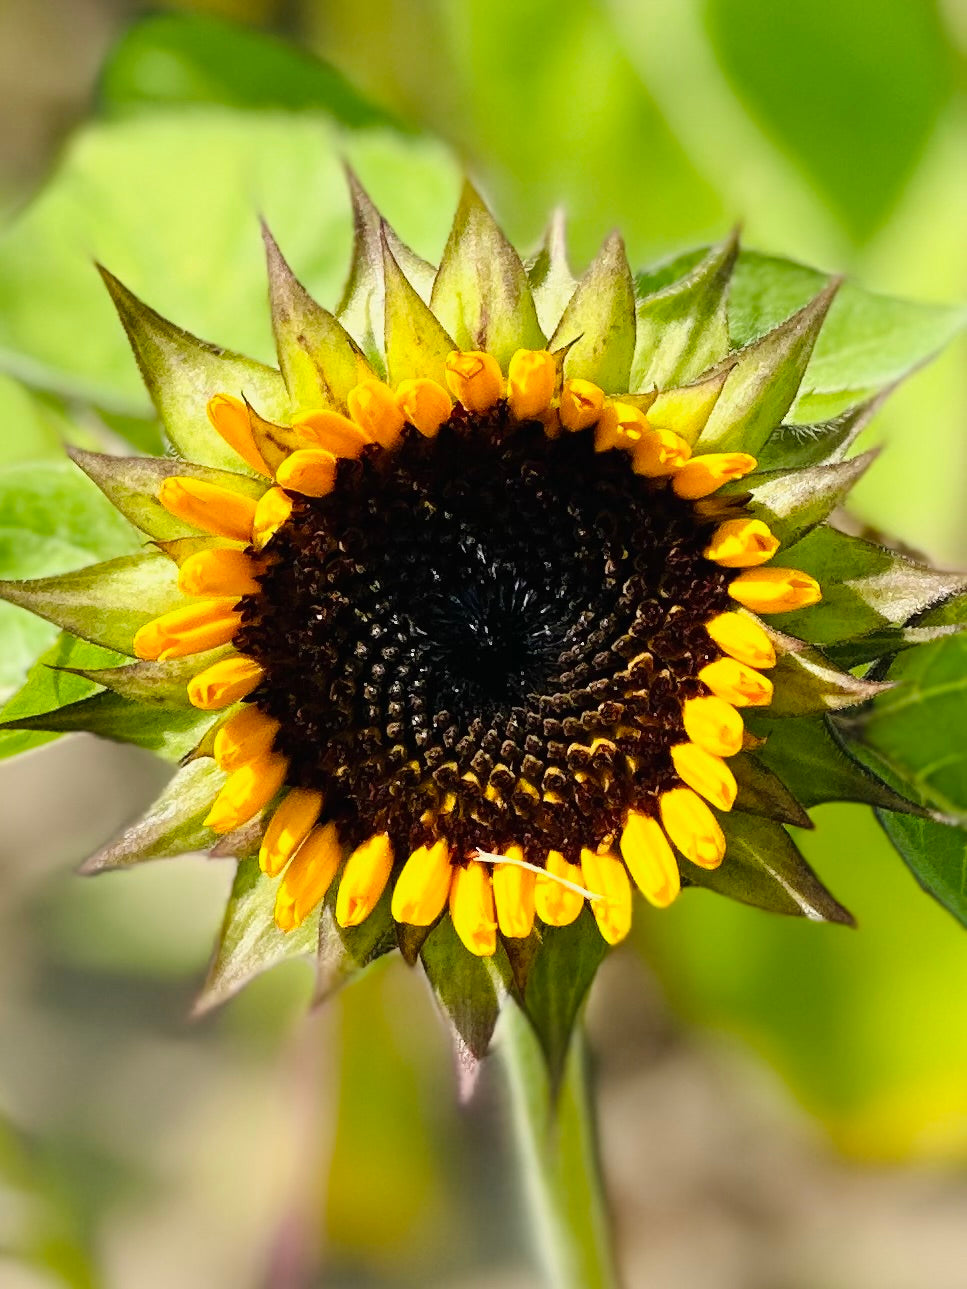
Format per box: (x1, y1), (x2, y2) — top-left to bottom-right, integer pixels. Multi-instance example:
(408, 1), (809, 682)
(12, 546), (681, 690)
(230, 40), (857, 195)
(0, 2), (964, 1286)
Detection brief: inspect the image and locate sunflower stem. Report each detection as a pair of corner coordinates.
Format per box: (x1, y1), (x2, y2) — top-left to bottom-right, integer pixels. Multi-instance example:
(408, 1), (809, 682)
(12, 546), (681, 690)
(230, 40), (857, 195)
(499, 1004), (618, 1289)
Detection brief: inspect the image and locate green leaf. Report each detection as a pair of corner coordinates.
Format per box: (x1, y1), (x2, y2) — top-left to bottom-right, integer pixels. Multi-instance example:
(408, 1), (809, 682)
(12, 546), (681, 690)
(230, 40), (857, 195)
(765, 632), (892, 716)
(0, 690), (216, 761)
(68, 448), (267, 540)
(773, 526), (967, 644)
(316, 885), (398, 1002)
(691, 809), (856, 922)
(0, 632), (125, 761)
(0, 373), (67, 465)
(61, 647), (230, 707)
(81, 758), (224, 872)
(824, 622), (967, 671)
(420, 916), (510, 1068)
(696, 282), (838, 454)
(876, 808), (967, 930)
(630, 230), (736, 391)
(263, 224), (373, 413)
(0, 111), (459, 416)
(550, 233), (636, 393)
(750, 712), (924, 815)
(522, 908), (607, 1090)
(430, 181), (545, 368)
(99, 11), (399, 127)
(686, 811), (854, 924)
(98, 266), (289, 471)
(743, 450), (877, 548)
(0, 549), (180, 654)
(730, 751), (812, 829)
(755, 389), (889, 471)
(195, 856), (320, 1014)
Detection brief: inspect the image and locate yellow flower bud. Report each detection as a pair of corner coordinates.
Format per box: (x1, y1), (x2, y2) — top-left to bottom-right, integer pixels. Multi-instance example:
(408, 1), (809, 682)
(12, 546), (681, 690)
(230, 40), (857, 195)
(507, 349), (556, 420)
(391, 839), (453, 925)
(729, 567), (822, 614)
(259, 788), (324, 877)
(445, 351), (503, 412)
(671, 453), (757, 500)
(704, 518), (780, 568)
(670, 742), (738, 811)
(274, 821), (342, 931)
(699, 657), (774, 707)
(705, 611), (777, 669)
(580, 848), (632, 944)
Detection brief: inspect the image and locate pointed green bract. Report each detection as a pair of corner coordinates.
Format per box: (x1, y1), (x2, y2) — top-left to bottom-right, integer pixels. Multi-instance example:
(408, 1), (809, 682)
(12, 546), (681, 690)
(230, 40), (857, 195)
(774, 527), (967, 644)
(765, 635), (892, 716)
(61, 647), (231, 706)
(521, 909), (607, 1092)
(631, 230), (736, 391)
(749, 713), (925, 815)
(337, 166), (435, 371)
(382, 235), (456, 386)
(0, 689), (215, 760)
(526, 210), (577, 338)
(98, 266), (288, 471)
(68, 448), (266, 541)
(696, 282), (839, 455)
(756, 388), (891, 471)
(0, 550), (180, 654)
(195, 857), (320, 1014)
(82, 758), (225, 872)
(263, 223), (373, 413)
(243, 399), (309, 475)
(315, 886), (397, 1003)
(430, 181), (545, 369)
(730, 752), (813, 829)
(687, 812), (854, 924)
(825, 621), (967, 670)
(420, 916), (510, 1069)
(550, 232), (636, 393)
(744, 451), (878, 548)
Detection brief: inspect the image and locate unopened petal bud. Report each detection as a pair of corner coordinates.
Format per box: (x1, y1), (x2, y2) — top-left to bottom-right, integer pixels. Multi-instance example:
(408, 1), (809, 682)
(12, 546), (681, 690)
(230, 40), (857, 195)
(699, 657), (774, 707)
(347, 380), (405, 449)
(158, 477), (257, 543)
(395, 377), (453, 437)
(672, 453), (757, 500)
(705, 611), (776, 669)
(704, 518), (779, 568)
(204, 750), (288, 834)
(207, 394), (272, 475)
(620, 811), (680, 908)
(659, 787), (726, 869)
(291, 409), (371, 458)
(188, 655), (264, 710)
(133, 599), (242, 661)
(213, 704), (279, 770)
(259, 788), (324, 876)
(336, 834), (394, 927)
(178, 548), (262, 597)
(252, 486), (293, 549)
(593, 400), (647, 453)
(275, 449), (338, 497)
(274, 821), (342, 931)
(492, 846), (537, 937)
(449, 860), (498, 956)
(729, 567), (822, 614)
(631, 428), (692, 477)
(559, 378), (605, 432)
(508, 349), (556, 420)
(445, 351), (504, 412)
(535, 850), (584, 926)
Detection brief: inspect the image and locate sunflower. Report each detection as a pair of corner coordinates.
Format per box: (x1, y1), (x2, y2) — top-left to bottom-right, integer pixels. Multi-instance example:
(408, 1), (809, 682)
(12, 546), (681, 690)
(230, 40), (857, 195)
(3, 177), (948, 1046)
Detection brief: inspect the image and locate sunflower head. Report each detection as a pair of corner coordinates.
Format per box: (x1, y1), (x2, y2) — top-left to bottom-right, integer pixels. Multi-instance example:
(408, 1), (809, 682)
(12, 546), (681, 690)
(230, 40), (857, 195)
(3, 176), (956, 1076)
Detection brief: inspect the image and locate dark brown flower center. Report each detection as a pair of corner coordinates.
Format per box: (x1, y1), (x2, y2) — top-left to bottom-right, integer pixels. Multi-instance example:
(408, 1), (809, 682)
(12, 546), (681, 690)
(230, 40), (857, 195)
(235, 405), (734, 864)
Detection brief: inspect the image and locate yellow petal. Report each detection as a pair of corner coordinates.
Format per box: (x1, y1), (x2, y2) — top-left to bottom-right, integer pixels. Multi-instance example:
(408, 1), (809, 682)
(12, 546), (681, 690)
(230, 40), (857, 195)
(670, 742), (737, 811)
(704, 517), (780, 568)
(158, 477), (257, 543)
(449, 860), (498, 956)
(336, 833), (394, 927)
(671, 453), (757, 500)
(391, 839), (452, 925)
(699, 657), (774, 707)
(507, 349), (556, 421)
(133, 599), (241, 661)
(580, 848), (632, 944)
(206, 394), (272, 476)
(346, 379), (406, 450)
(729, 567), (822, 614)
(445, 351), (503, 412)
(275, 448), (338, 497)
(559, 378), (605, 432)
(631, 428), (692, 477)
(593, 400), (647, 453)
(213, 704), (280, 771)
(178, 548), (262, 597)
(274, 821), (342, 931)
(259, 787), (325, 877)
(252, 486), (293, 549)
(681, 694), (745, 758)
(705, 611), (777, 669)
(659, 787), (726, 869)
(395, 377), (454, 437)
(187, 655), (264, 710)
(620, 811), (681, 908)
(492, 847), (537, 938)
(291, 408), (372, 458)
(204, 750), (288, 834)
(535, 850), (585, 926)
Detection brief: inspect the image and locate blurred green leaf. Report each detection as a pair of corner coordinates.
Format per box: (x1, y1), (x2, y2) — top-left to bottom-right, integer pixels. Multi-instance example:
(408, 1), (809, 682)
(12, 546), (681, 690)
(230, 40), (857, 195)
(99, 11), (400, 127)
(705, 0), (953, 239)
(0, 111), (460, 415)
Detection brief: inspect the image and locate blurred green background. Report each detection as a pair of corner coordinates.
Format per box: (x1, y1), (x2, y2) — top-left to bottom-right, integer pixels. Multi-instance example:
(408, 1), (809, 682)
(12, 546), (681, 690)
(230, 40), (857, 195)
(0, 1), (965, 1286)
